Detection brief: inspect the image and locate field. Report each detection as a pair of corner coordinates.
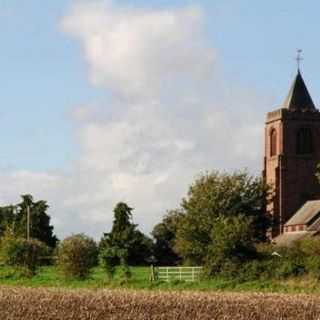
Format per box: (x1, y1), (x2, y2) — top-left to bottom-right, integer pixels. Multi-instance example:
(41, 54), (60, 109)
(1, 287), (320, 319)
(2, 266), (320, 293)
(2, 266), (320, 319)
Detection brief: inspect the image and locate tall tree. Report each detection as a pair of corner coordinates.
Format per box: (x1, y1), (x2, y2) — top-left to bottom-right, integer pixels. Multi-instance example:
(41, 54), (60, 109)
(0, 195), (58, 248)
(0, 206), (16, 238)
(205, 215), (257, 276)
(100, 202), (152, 266)
(174, 170), (270, 264)
(151, 210), (182, 266)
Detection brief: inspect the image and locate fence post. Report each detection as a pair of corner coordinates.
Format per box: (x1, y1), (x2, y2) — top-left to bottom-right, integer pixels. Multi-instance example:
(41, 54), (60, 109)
(150, 265), (155, 282)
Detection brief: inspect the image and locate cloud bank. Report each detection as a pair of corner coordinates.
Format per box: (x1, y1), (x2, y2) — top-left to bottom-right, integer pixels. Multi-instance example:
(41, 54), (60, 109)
(0, 1), (271, 239)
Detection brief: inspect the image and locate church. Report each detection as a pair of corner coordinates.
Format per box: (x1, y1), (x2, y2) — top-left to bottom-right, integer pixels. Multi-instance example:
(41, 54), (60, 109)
(263, 65), (320, 245)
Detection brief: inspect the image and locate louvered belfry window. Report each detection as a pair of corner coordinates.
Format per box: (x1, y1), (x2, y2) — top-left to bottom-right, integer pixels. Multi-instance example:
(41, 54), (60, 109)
(296, 128), (313, 155)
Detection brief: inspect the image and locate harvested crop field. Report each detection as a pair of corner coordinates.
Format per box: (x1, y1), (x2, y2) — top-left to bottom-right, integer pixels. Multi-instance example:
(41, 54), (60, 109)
(1, 287), (320, 320)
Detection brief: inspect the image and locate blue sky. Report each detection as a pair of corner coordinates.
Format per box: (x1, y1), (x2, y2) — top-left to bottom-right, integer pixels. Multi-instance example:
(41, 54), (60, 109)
(1, 0), (319, 172)
(1, 0), (320, 237)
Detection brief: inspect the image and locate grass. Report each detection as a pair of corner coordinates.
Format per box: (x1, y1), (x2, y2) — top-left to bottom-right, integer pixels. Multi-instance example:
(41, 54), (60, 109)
(1, 265), (320, 294)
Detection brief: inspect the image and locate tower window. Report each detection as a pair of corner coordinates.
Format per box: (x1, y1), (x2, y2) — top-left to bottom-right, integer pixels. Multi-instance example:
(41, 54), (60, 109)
(270, 129), (277, 156)
(296, 128), (313, 155)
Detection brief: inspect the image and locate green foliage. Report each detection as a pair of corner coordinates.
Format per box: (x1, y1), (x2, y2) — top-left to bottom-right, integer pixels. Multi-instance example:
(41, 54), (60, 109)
(120, 263), (132, 281)
(273, 245), (307, 279)
(0, 230), (48, 276)
(0, 195), (58, 248)
(151, 210), (182, 266)
(236, 260), (269, 282)
(242, 241), (319, 281)
(174, 170), (270, 265)
(99, 247), (118, 280)
(57, 234), (98, 279)
(294, 237), (320, 278)
(100, 202), (152, 266)
(305, 256), (320, 278)
(0, 206), (16, 238)
(118, 248), (132, 280)
(205, 215), (257, 277)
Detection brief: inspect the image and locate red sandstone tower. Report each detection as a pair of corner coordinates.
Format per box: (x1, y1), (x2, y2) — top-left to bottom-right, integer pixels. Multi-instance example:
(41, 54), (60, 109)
(264, 70), (320, 237)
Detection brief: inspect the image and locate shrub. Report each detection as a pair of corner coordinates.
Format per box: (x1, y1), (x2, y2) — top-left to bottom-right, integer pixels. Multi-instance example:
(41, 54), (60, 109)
(99, 247), (132, 282)
(275, 258), (306, 279)
(257, 244), (307, 279)
(205, 215), (257, 277)
(305, 256), (320, 278)
(99, 247), (118, 280)
(237, 260), (269, 282)
(0, 231), (48, 276)
(57, 234), (98, 279)
(297, 238), (320, 278)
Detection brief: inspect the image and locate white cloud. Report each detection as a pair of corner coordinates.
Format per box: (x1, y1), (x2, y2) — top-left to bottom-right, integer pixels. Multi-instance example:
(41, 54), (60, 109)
(61, 1), (214, 99)
(0, 1), (272, 239)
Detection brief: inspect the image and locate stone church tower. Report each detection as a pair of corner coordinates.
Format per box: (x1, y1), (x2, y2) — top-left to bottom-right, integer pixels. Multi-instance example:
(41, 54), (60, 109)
(264, 70), (320, 237)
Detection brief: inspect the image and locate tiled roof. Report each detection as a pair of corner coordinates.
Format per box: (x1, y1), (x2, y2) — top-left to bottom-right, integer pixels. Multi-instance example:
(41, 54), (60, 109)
(285, 200), (320, 226)
(283, 71), (316, 111)
(274, 231), (318, 247)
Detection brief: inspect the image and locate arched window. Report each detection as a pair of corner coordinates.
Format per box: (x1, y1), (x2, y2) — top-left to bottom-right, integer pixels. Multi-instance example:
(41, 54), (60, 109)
(296, 128), (313, 155)
(270, 129), (277, 156)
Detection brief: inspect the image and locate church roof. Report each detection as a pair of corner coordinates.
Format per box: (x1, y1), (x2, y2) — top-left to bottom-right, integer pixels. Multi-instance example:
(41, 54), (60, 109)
(285, 200), (320, 226)
(274, 231), (317, 247)
(283, 71), (316, 111)
(273, 201), (320, 247)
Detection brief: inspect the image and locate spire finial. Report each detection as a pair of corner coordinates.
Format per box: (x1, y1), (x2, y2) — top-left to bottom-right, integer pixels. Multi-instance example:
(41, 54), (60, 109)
(296, 49), (303, 71)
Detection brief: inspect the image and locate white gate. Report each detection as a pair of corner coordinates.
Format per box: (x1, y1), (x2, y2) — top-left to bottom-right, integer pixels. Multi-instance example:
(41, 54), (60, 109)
(153, 266), (203, 282)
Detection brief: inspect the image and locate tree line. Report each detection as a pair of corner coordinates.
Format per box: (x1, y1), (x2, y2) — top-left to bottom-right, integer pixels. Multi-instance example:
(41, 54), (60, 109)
(2, 168), (320, 281)
(0, 170), (273, 277)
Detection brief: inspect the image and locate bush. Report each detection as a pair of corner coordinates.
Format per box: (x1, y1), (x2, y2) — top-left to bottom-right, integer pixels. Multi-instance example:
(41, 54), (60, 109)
(254, 244), (307, 280)
(297, 238), (320, 278)
(305, 256), (320, 278)
(99, 247), (132, 282)
(0, 231), (48, 276)
(205, 239), (320, 282)
(274, 258), (306, 279)
(99, 247), (118, 280)
(205, 215), (257, 277)
(57, 234), (98, 279)
(118, 249), (131, 281)
(237, 260), (268, 282)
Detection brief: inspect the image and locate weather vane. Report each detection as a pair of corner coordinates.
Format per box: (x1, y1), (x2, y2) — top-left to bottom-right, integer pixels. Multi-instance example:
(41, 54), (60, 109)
(296, 49), (303, 71)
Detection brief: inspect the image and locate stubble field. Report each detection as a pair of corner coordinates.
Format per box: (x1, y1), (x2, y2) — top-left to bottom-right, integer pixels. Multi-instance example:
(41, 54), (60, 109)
(0, 287), (320, 320)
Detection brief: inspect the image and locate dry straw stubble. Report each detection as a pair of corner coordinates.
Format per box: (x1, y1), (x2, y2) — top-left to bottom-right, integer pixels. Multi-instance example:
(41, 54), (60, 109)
(0, 287), (320, 320)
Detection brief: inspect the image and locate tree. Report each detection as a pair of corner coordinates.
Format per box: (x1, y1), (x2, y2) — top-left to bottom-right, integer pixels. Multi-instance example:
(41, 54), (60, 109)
(99, 247), (118, 280)
(57, 234), (98, 279)
(99, 202), (152, 267)
(151, 210), (182, 265)
(0, 229), (49, 277)
(174, 170), (270, 265)
(205, 215), (257, 276)
(0, 195), (58, 248)
(0, 206), (16, 238)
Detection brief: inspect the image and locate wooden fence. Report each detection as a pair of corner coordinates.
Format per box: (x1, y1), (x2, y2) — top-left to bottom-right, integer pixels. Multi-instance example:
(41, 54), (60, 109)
(151, 266), (203, 282)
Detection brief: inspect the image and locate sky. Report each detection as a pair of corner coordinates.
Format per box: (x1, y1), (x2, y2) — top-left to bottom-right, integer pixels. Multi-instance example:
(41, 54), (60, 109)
(1, 0), (320, 239)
